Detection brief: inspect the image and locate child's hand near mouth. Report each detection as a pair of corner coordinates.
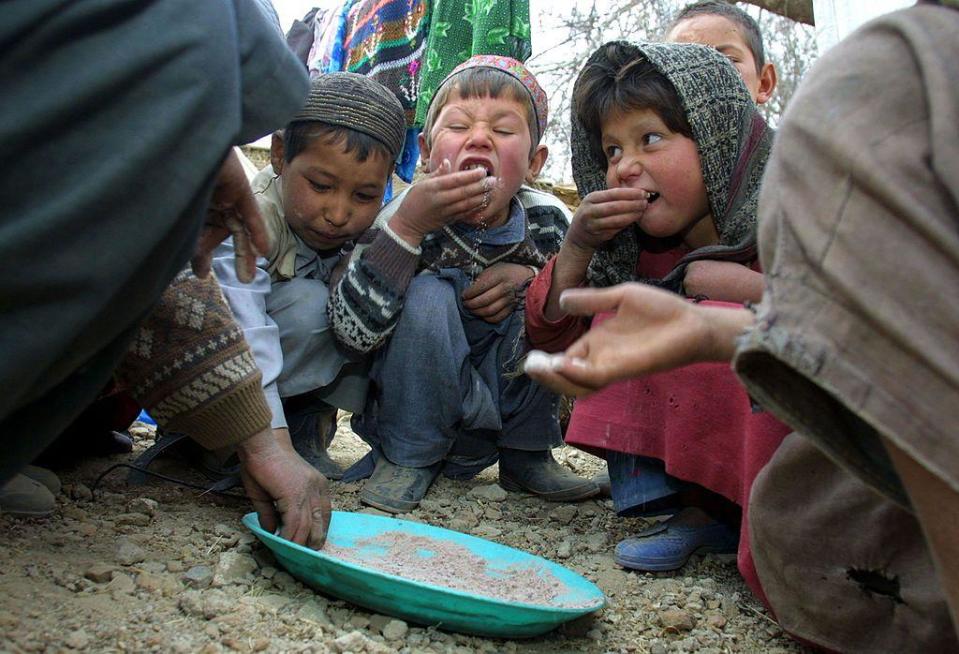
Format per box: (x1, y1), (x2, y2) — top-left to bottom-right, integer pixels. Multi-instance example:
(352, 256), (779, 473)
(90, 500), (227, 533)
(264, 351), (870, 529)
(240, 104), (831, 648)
(565, 186), (649, 256)
(389, 159), (499, 247)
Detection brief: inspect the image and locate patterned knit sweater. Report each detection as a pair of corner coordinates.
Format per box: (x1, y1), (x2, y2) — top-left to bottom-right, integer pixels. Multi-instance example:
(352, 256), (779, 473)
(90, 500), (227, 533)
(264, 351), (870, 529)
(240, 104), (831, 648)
(116, 269), (271, 450)
(329, 185), (570, 356)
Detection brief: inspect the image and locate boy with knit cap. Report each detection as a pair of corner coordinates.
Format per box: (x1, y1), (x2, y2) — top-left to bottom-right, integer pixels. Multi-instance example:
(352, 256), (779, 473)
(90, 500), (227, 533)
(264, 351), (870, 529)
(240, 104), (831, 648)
(329, 56), (599, 513)
(213, 73), (406, 480)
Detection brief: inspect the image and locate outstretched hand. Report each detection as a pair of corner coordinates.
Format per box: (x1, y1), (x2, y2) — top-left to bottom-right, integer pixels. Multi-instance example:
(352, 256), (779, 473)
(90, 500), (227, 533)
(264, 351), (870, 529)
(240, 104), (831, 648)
(236, 427), (331, 549)
(192, 149), (270, 284)
(462, 262), (534, 323)
(388, 159), (497, 245)
(524, 283), (753, 396)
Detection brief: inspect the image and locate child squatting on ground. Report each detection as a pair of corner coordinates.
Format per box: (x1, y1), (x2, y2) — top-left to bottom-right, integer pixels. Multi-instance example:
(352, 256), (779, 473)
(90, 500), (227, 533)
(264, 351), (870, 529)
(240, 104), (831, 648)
(524, 38), (787, 576)
(328, 56), (600, 513)
(531, 0), (783, 572)
(581, 0), (781, 500)
(213, 73), (407, 480)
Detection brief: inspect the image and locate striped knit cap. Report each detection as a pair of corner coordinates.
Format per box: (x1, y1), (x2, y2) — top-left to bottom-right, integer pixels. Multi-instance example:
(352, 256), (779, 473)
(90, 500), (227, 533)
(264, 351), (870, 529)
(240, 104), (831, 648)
(290, 72), (406, 161)
(434, 55), (548, 144)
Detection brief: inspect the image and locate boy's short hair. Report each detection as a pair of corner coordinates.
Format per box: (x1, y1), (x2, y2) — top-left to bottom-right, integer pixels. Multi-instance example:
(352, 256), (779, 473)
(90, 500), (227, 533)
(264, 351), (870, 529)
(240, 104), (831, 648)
(283, 72), (406, 165)
(284, 122), (392, 164)
(573, 42), (692, 170)
(669, 0), (766, 72)
(422, 56), (548, 159)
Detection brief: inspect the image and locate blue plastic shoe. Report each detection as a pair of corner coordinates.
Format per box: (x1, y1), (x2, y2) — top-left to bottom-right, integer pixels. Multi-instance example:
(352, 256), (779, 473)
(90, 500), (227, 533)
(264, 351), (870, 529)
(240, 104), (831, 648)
(615, 510), (739, 572)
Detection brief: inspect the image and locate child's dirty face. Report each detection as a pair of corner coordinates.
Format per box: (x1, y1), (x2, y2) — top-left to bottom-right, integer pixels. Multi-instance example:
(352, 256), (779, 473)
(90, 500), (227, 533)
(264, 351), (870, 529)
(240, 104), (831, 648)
(421, 91), (537, 227)
(601, 107), (714, 248)
(668, 14), (762, 103)
(278, 137), (391, 251)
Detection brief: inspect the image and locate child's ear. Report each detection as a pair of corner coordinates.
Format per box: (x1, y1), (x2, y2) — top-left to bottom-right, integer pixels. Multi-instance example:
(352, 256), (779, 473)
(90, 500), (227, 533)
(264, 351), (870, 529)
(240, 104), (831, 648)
(417, 132), (431, 171)
(270, 131), (285, 174)
(756, 63), (778, 105)
(525, 144), (549, 183)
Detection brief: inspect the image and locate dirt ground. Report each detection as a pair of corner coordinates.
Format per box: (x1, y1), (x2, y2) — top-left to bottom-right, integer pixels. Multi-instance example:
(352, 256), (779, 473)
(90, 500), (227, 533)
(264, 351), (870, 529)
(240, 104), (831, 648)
(0, 418), (806, 654)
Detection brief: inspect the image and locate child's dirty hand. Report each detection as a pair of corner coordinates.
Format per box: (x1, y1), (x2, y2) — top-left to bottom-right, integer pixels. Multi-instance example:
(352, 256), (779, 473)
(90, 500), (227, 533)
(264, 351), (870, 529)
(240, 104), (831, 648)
(462, 262), (535, 323)
(566, 187), (648, 254)
(389, 159), (495, 245)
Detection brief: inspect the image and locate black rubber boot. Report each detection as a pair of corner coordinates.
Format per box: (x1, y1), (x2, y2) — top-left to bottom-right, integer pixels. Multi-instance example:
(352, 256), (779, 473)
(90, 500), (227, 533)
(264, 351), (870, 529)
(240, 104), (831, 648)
(498, 448), (600, 502)
(359, 457), (442, 514)
(285, 399), (343, 480)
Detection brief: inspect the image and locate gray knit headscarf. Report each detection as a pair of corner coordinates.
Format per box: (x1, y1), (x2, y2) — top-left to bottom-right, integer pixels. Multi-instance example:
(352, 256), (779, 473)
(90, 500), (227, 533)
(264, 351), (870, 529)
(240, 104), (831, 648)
(291, 72), (406, 161)
(572, 41), (773, 291)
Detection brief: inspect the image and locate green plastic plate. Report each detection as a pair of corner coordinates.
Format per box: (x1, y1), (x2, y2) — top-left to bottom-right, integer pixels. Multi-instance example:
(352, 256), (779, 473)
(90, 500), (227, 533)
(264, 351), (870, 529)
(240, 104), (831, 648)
(243, 511), (605, 638)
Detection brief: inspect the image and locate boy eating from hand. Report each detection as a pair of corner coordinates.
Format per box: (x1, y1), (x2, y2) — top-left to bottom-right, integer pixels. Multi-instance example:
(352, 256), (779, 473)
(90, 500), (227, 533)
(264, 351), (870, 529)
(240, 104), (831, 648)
(329, 56), (599, 513)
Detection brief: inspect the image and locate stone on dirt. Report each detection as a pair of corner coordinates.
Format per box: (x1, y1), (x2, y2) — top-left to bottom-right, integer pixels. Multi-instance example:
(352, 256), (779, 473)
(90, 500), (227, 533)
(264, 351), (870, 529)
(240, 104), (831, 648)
(84, 563), (116, 584)
(468, 484), (507, 502)
(183, 565), (214, 589)
(381, 618), (408, 640)
(660, 607), (696, 631)
(116, 540), (146, 566)
(213, 551), (257, 586)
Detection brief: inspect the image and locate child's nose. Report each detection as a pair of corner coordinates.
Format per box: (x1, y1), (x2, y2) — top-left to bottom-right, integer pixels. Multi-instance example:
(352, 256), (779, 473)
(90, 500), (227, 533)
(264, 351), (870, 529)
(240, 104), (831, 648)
(466, 124), (493, 148)
(617, 154), (643, 181)
(324, 198), (351, 227)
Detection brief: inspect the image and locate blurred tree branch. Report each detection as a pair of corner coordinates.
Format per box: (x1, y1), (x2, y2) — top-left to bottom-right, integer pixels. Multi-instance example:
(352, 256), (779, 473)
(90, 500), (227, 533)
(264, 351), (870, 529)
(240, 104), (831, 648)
(739, 0), (815, 25)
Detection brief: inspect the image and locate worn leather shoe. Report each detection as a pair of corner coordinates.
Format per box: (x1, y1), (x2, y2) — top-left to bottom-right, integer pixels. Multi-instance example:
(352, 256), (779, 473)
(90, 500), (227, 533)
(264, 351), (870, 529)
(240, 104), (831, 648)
(0, 473), (56, 517)
(359, 457), (442, 513)
(498, 448), (600, 502)
(21, 465), (61, 496)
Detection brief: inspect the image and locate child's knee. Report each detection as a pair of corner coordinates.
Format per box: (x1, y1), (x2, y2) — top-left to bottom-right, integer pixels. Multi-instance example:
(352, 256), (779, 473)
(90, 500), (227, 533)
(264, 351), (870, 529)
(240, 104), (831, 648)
(399, 275), (458, 335)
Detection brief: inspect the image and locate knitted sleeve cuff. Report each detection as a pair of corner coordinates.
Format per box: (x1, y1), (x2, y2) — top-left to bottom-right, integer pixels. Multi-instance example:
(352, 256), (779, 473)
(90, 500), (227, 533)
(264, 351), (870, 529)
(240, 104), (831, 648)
(365, 228), (421, 291)
(164, 375), (272, 451)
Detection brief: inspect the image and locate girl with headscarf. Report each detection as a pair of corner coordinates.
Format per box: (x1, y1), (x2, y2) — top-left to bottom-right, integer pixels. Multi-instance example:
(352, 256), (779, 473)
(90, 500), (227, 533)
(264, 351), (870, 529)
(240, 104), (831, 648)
(526, 4), (959, 649)
(525, 41), (790, 591)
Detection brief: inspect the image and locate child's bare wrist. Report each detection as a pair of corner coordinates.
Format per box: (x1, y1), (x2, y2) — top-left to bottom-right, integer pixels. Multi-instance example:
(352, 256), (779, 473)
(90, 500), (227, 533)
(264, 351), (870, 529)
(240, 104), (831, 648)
(561, 239), (595, 263)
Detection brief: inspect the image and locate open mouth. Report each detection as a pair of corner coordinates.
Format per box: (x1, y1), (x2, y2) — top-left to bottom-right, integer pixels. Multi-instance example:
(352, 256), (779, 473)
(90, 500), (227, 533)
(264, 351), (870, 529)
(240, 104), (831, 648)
(646, 191), (660, 203)
(460, 160), (494, 176)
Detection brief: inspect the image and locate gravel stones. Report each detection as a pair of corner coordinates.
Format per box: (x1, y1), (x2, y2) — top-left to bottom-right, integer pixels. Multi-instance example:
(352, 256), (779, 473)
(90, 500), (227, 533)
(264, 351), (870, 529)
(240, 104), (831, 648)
(0, 424), (805, 654)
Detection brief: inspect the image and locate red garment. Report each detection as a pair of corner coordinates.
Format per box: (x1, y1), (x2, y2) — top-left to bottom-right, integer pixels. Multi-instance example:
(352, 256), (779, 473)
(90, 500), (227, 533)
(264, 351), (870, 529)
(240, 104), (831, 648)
(525, 251), (790, 603)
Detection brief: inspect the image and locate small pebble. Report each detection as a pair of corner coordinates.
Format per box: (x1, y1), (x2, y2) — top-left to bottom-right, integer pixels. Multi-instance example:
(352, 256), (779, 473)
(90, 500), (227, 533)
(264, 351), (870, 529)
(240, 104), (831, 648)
(116, 541), (146, 566)
(183, 565), (214, 589)
(382, 619), (408, 640)
(468, 485), (507, 502)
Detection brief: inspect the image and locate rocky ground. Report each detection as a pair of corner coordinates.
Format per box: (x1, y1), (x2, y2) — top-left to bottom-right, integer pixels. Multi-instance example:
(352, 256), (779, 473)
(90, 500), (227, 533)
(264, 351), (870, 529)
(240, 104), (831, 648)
(0, 418), (806, 654)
